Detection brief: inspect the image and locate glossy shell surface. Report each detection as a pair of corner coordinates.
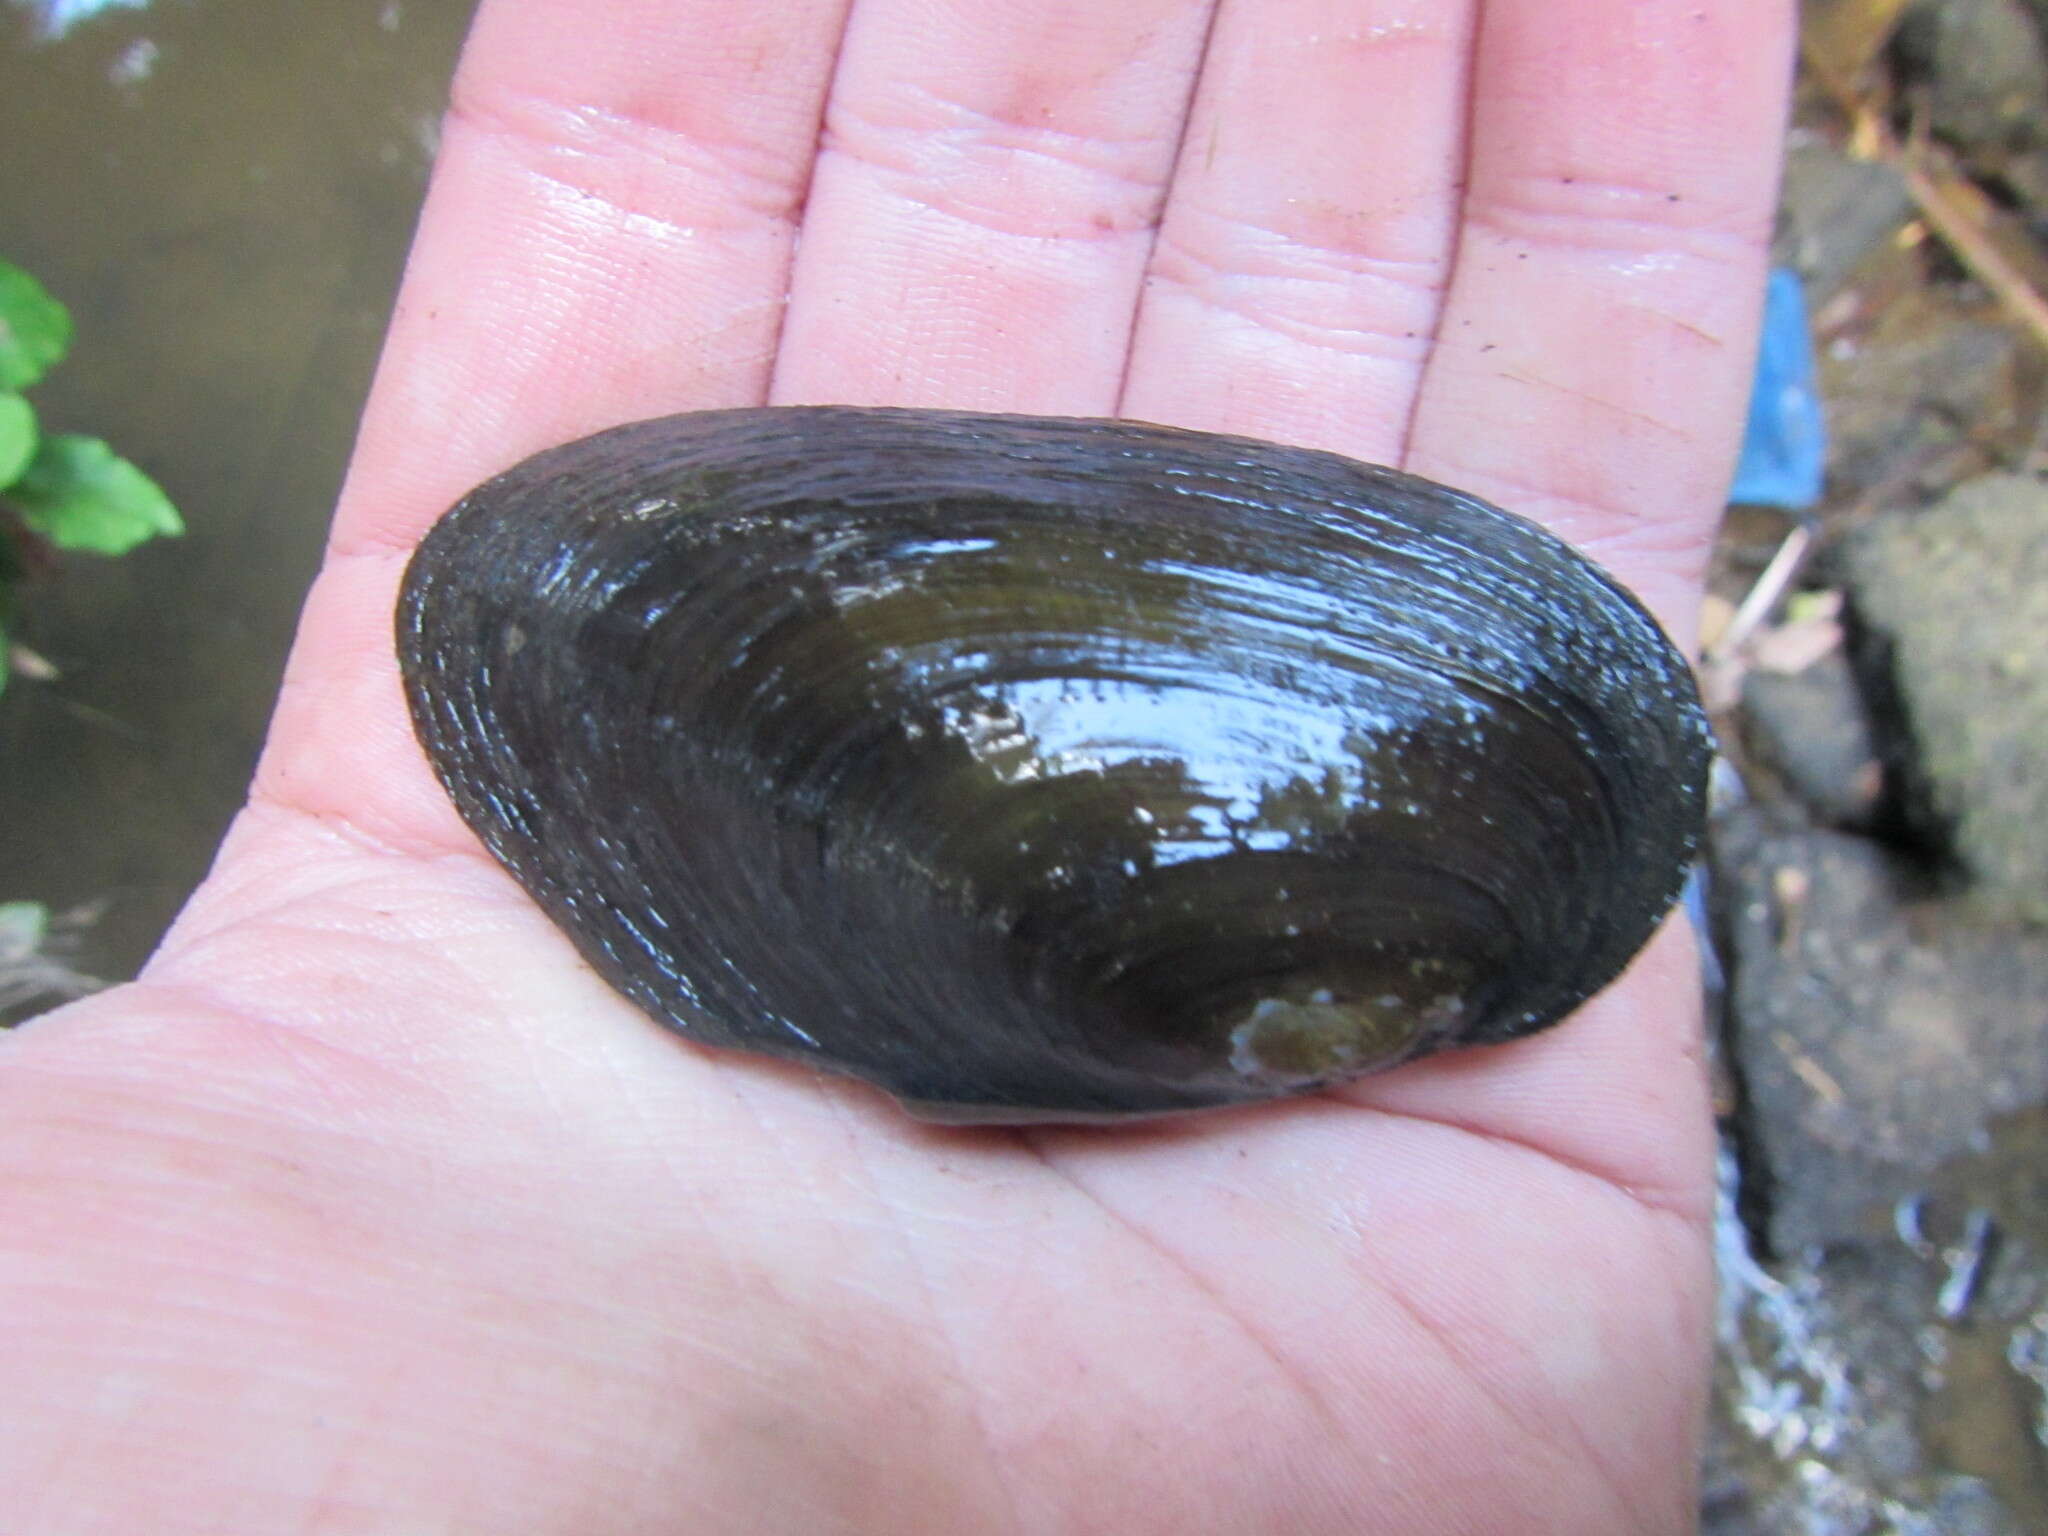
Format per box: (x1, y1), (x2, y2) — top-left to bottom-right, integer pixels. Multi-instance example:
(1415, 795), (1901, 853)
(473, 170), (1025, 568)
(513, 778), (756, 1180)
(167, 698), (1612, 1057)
(397, 407), (1710, 1121)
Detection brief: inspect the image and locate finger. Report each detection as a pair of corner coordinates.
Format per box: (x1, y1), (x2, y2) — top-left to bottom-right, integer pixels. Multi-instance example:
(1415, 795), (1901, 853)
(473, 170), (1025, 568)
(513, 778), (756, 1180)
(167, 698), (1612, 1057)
(1119, 0), (1479, 464)
(333, 0), (853, 557)
(253, 0), (852, 850)
(770, 0), (1215, 414)
(1404, 0), (1793, 641)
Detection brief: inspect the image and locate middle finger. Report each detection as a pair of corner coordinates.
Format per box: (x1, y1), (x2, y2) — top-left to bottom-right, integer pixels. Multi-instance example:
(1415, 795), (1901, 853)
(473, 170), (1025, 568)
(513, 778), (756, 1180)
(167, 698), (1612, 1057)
(771, 0), (1217, 414)
(1119, 0), (1478, 462)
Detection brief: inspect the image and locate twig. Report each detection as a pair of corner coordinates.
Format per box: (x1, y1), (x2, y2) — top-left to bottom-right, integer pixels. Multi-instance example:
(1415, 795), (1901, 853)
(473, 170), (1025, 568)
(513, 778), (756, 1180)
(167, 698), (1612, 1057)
(1801, 26), (2048, 355)
(1889, 131), (2048, 353)
(1709, 522), (1817, 666)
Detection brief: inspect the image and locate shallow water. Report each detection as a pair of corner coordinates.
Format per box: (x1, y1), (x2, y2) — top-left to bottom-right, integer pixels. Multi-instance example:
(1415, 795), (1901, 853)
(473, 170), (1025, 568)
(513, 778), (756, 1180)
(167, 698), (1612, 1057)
(0, 0), (473, 980)
(1710, 1122), (2048, 1533)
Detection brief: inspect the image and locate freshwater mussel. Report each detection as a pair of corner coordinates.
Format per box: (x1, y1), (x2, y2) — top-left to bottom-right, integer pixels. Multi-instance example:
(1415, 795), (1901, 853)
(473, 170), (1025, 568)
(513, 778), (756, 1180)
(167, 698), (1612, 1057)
(397, 407), (1709, 1122)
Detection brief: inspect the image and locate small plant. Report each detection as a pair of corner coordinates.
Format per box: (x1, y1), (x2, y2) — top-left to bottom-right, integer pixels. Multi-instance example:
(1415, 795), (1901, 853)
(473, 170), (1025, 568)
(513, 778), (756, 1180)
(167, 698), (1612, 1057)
(0, 899), (100, 1020)
(0, 255), (182, 694)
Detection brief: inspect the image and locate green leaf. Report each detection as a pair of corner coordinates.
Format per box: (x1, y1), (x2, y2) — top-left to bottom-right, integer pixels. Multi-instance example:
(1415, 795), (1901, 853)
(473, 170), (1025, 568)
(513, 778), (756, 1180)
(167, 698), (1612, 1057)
(0, 900), (49, 960)
(0, 260), (73, 391)
(0, 392), (38, 488)
(9, 434), (183, 555)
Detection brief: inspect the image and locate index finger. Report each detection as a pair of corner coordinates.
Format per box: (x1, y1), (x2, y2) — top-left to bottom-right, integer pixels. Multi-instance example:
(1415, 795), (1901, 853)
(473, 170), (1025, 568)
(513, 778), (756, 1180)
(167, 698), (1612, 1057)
(257, 0), (852, 847)
(330, 0), (853, 558)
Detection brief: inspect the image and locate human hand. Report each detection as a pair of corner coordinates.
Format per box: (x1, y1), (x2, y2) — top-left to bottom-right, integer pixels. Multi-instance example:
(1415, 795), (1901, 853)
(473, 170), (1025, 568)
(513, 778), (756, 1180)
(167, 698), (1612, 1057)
(1, 2), (1791, 1530)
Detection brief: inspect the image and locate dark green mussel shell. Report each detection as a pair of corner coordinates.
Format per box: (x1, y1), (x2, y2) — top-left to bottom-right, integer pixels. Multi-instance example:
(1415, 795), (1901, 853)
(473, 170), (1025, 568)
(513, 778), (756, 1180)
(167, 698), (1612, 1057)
(397, 407), (1710, 1122)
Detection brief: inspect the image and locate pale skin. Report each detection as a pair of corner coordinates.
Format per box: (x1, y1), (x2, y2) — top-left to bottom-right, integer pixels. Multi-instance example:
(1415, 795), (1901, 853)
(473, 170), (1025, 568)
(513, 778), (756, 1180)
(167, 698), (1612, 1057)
(0, 1), (1792, 1530)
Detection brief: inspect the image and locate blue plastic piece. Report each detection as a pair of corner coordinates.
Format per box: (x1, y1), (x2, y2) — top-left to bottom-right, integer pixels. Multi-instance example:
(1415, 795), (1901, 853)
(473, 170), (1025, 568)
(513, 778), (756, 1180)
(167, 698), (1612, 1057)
(1729, 268), (1827, 509)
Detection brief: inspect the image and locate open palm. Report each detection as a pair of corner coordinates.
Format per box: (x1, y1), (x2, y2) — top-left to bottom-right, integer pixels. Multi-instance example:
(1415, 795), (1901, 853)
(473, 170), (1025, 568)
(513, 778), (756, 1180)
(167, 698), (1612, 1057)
(2, 2), (1790, 1530)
